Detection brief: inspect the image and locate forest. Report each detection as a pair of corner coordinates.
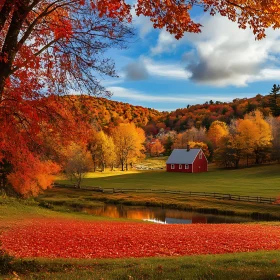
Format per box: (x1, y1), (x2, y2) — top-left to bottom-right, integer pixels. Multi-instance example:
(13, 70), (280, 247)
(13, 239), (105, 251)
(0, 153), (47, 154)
(1, 87), (280, 197)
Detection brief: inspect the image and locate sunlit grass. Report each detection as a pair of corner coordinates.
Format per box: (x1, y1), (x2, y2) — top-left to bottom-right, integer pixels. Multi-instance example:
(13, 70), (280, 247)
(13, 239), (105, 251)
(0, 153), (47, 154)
(57, 163), (280, 197)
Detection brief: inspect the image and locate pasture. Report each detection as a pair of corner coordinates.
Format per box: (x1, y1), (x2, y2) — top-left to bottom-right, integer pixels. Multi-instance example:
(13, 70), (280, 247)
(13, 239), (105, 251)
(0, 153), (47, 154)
(57, 163), (280, 197)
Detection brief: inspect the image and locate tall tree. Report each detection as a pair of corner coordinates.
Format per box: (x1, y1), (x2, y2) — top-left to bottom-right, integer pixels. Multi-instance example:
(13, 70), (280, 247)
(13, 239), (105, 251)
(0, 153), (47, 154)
(268, 84), (280, 117)
(245, 110), (272, 164)
(64, 143), (93, 188)
(95, 131), (116, 171)
(207, 121), (229, 149)
(150, 139), (165, 157)
(0, 1), (133, 195)
(267, 116), (280, 163)
(112, 123), (145, 171)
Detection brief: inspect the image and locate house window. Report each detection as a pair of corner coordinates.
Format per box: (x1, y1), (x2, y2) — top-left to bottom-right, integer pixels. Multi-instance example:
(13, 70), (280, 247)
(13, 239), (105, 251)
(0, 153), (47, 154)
(179, 164), (182, 169)
(199, 152), (202, 159)
(185, 164), (189, 169)
(171, 164), (175, 169)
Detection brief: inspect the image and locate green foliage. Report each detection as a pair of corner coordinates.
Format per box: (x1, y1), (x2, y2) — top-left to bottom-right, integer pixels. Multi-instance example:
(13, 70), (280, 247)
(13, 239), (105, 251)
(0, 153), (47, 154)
(269, 84), (280, 117)
(1, 251), (280, 279)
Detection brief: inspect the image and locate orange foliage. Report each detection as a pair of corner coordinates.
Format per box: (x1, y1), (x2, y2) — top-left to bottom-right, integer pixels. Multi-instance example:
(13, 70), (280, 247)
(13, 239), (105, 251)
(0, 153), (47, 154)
(7, 152), (60, 198)
(150, 139), (165, 156)
(92, 0), (280, 39)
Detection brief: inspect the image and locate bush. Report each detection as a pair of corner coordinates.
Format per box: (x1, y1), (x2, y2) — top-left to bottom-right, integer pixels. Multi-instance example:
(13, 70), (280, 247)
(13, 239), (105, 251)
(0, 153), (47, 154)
(0, 248), (14, 274)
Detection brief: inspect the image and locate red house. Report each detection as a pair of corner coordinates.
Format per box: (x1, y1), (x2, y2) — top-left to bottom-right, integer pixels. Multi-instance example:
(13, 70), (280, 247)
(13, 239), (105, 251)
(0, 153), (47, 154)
(166, 148), (208, 173)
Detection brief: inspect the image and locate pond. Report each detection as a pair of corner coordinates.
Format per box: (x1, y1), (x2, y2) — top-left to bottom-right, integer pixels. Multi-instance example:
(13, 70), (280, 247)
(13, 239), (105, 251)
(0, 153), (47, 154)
(83, 204), (274, 224)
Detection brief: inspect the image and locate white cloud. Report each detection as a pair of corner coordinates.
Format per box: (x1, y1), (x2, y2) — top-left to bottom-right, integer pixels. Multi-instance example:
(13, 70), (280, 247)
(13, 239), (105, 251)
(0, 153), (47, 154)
(123, 57), (191, 80)
(151, 15), (280, 87)
(143, 58), (191, 79)
(150, 31), (178, 55)
(130, 3), (154, 39)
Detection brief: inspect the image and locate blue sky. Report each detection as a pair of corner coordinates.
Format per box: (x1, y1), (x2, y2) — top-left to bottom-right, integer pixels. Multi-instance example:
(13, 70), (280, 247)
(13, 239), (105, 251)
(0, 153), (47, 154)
(102, 8), (280, 112)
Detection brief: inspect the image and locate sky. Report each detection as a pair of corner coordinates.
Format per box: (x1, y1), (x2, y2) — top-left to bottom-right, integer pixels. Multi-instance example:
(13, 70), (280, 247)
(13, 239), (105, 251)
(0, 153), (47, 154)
(102, 6), (280, 112)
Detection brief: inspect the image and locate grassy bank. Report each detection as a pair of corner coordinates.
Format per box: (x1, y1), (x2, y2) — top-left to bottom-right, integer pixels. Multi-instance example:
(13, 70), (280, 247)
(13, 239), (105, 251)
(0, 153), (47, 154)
(37, 186), (280, 220)
(2, 250), (280, 279)
(57, 164), (280, 197)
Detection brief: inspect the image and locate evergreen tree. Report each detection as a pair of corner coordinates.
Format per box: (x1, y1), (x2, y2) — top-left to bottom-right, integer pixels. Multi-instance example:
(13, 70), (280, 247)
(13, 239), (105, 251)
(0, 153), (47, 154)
(269, 84), (280, 116)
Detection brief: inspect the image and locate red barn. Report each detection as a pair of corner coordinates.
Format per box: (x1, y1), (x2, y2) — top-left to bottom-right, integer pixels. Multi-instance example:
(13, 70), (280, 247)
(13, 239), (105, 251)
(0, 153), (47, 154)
(166, 148), (208, 173)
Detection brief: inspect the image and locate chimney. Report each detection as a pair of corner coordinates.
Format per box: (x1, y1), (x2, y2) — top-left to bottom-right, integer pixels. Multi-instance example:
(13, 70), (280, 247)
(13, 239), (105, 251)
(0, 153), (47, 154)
(186, 144), (190, 152)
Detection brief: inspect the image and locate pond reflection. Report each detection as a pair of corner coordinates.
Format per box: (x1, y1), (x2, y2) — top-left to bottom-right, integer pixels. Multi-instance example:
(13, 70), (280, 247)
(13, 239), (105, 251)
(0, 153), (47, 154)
(83, 204), (262, 224)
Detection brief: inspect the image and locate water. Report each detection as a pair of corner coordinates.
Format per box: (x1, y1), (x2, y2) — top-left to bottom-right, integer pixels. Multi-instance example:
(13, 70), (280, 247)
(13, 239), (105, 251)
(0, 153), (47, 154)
(82, 204), (268, 224)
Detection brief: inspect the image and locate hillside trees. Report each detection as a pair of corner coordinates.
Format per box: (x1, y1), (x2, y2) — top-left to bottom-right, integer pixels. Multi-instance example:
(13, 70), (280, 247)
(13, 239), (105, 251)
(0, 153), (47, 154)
(268, 117), (280, 163)
(207, 121), (229, 149)
(215, 110), (273, 168)
(268, 84), (280, 117)
(112, 123), (145, 171)
(150, 139), (165, 157)
(94, 131), (116, 171)
(245, 110), (272, 164)
(0, 1), (133, 195)
(1, 1), (280, 195)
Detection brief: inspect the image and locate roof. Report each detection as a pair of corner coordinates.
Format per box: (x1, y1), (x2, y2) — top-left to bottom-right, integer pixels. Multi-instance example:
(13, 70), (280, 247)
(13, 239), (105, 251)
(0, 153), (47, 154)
(166, 149), (201, 164)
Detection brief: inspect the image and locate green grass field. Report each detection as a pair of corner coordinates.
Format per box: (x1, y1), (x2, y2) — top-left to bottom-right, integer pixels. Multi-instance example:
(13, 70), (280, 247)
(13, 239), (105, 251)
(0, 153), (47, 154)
(57, 163), (280, 197)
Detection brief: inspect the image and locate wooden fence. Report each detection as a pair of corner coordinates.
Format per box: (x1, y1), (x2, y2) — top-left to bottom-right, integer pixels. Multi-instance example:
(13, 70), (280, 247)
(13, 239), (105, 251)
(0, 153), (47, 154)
(54, 183), (278, 205)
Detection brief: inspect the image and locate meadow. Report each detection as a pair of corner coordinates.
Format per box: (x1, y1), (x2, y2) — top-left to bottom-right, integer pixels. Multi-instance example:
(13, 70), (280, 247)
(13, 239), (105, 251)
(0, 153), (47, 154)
(57, 162), (280, 197)
(2, 161), (280, 279)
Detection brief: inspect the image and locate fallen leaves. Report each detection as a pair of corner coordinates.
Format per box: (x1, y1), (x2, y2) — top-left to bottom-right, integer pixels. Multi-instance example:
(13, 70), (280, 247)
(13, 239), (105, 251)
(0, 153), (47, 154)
(1, 219), (280, 259)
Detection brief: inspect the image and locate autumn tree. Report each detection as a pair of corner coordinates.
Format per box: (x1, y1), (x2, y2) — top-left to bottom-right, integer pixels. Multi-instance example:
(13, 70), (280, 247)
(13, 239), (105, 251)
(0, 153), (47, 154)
(172, 132), (189, 149)
(207, 121), (229, 148)
(268, 84), (280, 117)
(112, 123), (145, 171)
(215, 110), (273, 168)
(95, 131), (116, 171)
(267, 116), (280, 163)
(188, 141), (210, 159)
(150, 139), (165, 157)
(244, 110), (272, 164)
(64, 143), (93, 188)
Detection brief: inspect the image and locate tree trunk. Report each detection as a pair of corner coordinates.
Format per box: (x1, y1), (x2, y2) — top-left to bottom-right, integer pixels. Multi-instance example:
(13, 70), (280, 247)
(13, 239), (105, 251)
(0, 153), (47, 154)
(76, 174), (82, 188)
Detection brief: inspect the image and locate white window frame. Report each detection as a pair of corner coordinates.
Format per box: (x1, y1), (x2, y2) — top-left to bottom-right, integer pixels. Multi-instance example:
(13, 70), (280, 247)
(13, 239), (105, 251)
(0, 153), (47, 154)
(179, 164), (182, 169)
(185, 164), (189, 169)
(171, 164), (175, 169)
(199, 152), (202, 159)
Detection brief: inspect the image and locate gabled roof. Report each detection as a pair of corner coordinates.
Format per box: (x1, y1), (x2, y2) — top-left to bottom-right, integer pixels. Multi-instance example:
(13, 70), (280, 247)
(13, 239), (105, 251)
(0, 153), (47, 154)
(166, 149), (201, 164)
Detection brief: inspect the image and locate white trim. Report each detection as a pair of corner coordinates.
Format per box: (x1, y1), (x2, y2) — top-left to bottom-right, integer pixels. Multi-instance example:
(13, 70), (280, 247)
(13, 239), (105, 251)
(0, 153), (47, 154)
(191, 164), (193, 173)
(171, 164), (175, 170)
(192, 148), (208, 164)
(185, 164), (189, 169)
(179, 164), (182, 169)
